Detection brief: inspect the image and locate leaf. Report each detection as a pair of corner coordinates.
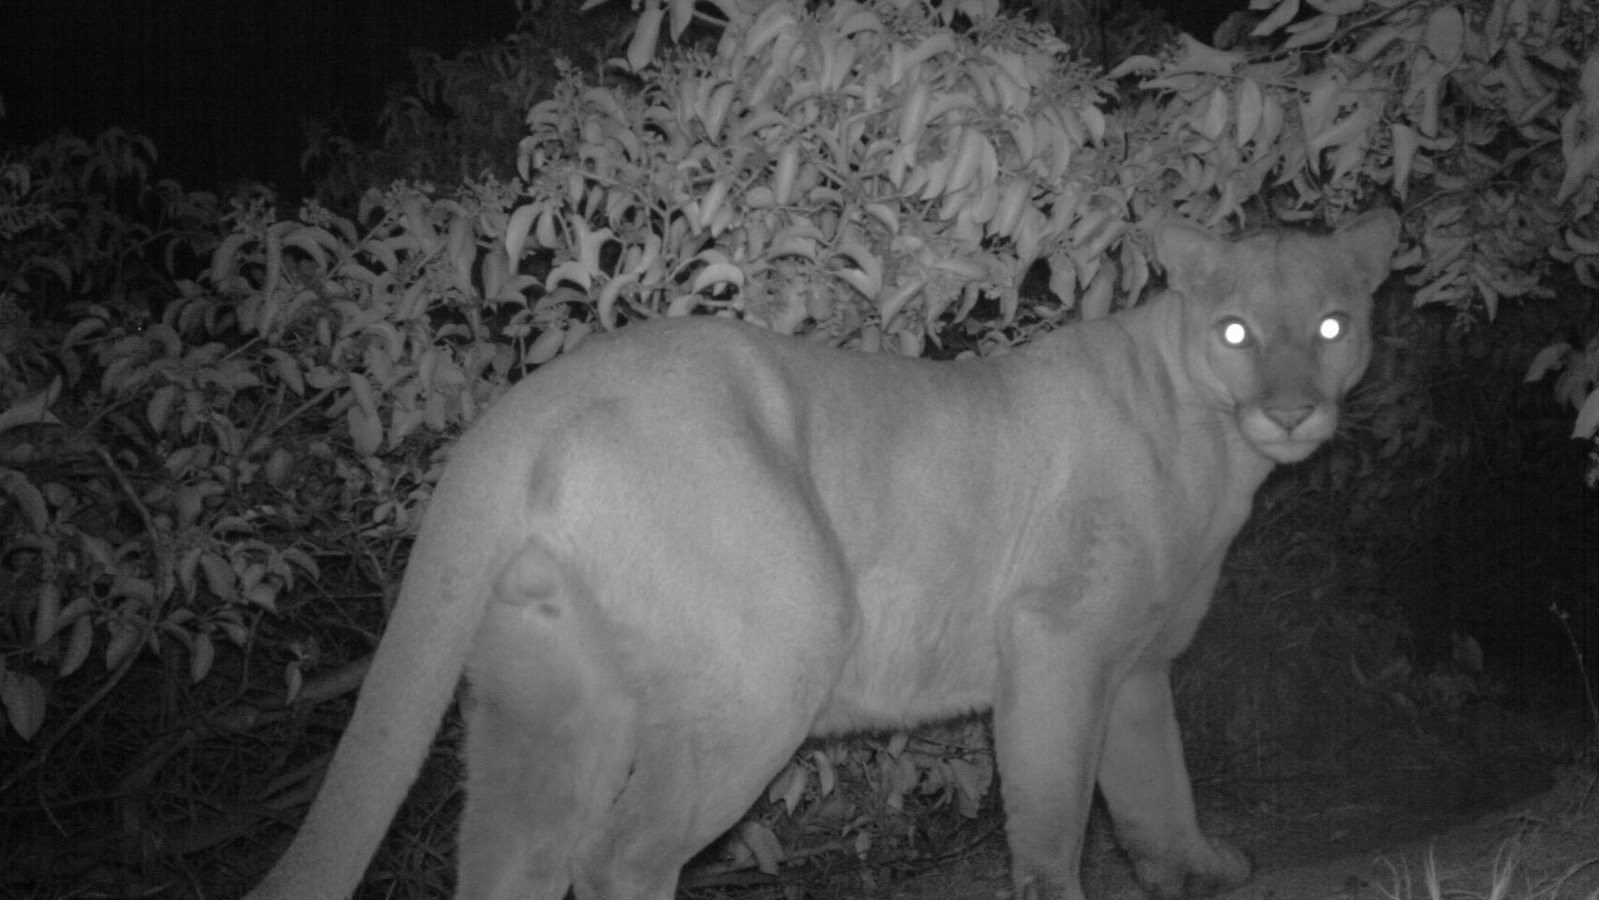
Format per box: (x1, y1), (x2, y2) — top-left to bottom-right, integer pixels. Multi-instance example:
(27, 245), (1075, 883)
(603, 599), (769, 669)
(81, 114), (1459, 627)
(284, 225), (336, 273)
(284, 660), (304, 704)
(1574, 389), (1599, 439)
(1557, 52), (1599, 205)
(628, 2), (664, 72)
(1298, 72), (1341, 143)
(1391, 123), (1418, 201)
(0, 470), (49, 533)
(348, 402), (382, 457)
(885, 732), (909, 756)
(342, 376), (377, 432)
(104, 617), (142, 673)
(945, 128), (989, 197)
(1236, 80), (1264, 146)
(1425, 6), (1464, 66)
(1107, 54), (1161, 79)
(389, 404), (426, 449)
(265, 348), (305, 395)
(526, 326), (567, 366)
(0, 379), (63, 435)
(1352, 24), (1405, 63)
(877, 277), (927, 327)
(190, 632), (215, 683)
(1524, 342), (1570, 382)
(505, 203), (539, 264)
(244, 582), (281, 613)
(60, 616), (93, 678)
(263, 226), (283, 297)
(1, 667), (46, 741)
(31, 581), (61, 646)
(109, 576), (155, 607)
(1081, 265), (1116, 320)
(892, 32), (957, 83)
(669, 0), (694, 39)
(448, 215), (474, 286)
(738, 822), (784, 876)
(1558, 103), (1599, 205)
(812, 749), (836, 798)
(62, 317), (106, 347)
(1080, 104), (1106, 144)
(280, 546), (321, 581)
(1308, 103), (1377, 158)
(1284, 13), (1338, 50)
(889, 753), (919, 809)
(834, 241), (883, 296)
(1050, 258), (1077, 306)
(1252, 0), (1299, 37)
(1329, 135), (1366, 182)
(834, 4), (882, 37)
(401, 198), (437, 253)
(1257, 92), (1286, 154)
(1484, 0), (1508, 54)
(240, 561), (266, 594)
(216, 619), (248, 646)
(1567, 228), (1599, 256)
(79, 533), (115, 570)
(147, 384), (179, 434)
(690, 262), (744, 294)
(946, 757), (989, 818)
(209, 232), (249, 287)
(768, 763), (808, 814)
(1200, 87), (1229, 141)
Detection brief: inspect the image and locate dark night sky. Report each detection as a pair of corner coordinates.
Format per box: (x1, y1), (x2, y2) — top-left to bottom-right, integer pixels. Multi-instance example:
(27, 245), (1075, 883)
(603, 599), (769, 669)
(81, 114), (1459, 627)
(3, 0), (515, 196)
(2, 0), (1242, 198)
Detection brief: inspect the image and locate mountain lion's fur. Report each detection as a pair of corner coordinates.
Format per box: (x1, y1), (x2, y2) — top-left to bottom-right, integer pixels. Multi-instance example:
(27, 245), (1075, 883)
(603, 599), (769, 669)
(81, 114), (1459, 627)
(247, 210), (1400, 900)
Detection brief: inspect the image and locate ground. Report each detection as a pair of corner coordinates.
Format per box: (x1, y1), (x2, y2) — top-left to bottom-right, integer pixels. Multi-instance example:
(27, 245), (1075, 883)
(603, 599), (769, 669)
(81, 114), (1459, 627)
(679, 706), (1596, 900)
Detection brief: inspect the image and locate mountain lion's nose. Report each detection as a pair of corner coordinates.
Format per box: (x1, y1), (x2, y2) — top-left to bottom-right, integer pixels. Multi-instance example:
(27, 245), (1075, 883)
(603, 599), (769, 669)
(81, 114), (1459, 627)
(1265, 404), (1314, 431)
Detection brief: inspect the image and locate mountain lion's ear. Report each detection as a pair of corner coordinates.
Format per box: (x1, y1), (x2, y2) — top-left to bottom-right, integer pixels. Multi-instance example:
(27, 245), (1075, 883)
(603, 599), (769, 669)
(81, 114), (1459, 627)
(1153, 218), (1224, 295)
(1335, 209), (1402, 293)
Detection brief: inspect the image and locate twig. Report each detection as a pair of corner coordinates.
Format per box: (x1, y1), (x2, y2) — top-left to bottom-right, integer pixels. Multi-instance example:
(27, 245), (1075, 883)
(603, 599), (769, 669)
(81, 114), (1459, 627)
(1549, 600), (1599, 744)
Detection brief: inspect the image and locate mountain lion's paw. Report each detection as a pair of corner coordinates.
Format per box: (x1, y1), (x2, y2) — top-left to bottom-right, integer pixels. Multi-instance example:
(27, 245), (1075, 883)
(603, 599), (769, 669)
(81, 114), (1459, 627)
(1132, 835), (1250, 899)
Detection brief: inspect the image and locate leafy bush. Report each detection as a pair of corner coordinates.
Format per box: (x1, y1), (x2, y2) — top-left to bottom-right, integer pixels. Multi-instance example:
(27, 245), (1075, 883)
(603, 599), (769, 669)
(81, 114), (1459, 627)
(1, 129), (232, 737)
(303, 0), (632, 213)
(511, 0), (1130, 360)
(0, 153), (536, 740)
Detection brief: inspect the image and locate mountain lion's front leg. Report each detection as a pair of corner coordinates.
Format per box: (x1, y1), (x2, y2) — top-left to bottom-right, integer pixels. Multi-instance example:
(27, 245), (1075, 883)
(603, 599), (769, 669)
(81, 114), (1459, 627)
(993, 601), (1115, 900)
(1097, 666), (1250, 899)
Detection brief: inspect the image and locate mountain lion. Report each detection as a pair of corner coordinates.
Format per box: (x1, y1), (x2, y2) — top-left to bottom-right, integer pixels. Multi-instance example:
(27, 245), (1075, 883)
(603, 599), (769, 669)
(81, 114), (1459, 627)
(247, 209), (1400, 900)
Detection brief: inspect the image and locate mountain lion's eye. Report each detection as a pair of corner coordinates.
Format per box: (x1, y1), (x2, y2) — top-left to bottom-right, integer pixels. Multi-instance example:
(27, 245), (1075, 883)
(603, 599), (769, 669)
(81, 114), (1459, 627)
(1218, 318), (1252, 348)
(1317, 313), (1348, 341)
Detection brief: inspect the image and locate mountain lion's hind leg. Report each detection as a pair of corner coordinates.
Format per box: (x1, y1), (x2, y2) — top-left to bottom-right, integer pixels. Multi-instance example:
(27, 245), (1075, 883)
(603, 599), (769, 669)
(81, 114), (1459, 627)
(565, 591), (841, 899)
(457, 540), (637, 900)
(566, 681), (815, 900)
(572, 541), (848, 897)
(1097, 666), (1250, 899)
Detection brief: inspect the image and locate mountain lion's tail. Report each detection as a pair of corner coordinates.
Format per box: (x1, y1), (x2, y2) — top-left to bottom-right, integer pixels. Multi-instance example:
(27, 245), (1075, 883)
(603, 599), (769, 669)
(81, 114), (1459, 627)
(245, 433), (533, 900)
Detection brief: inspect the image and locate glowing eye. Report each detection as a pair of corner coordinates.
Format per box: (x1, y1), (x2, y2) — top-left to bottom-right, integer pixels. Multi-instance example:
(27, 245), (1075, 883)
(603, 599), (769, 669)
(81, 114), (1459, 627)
(1318, 314), (1347, 341)
(1218, 318), (1252, 348)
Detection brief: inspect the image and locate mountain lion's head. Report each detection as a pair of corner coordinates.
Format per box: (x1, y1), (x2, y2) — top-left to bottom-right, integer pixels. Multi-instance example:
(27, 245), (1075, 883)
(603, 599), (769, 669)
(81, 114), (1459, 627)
(1156, 210), (1401, 464)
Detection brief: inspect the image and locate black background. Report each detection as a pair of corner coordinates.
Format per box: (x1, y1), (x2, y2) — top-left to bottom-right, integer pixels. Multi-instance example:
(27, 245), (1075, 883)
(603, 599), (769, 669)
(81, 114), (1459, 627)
(2, 0), (1245, 196)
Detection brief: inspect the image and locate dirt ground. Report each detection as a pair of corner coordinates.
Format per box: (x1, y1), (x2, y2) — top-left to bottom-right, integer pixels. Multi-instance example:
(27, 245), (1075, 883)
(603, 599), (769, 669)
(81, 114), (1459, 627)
(695, 707), (1597, 900)
(1201, 766), (1599, 900)
(870, 766), (1597, 900)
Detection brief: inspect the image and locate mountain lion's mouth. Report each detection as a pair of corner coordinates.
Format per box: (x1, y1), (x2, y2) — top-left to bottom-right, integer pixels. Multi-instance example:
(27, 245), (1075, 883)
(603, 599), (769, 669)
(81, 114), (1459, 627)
(1240, 407), (1336, 463)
